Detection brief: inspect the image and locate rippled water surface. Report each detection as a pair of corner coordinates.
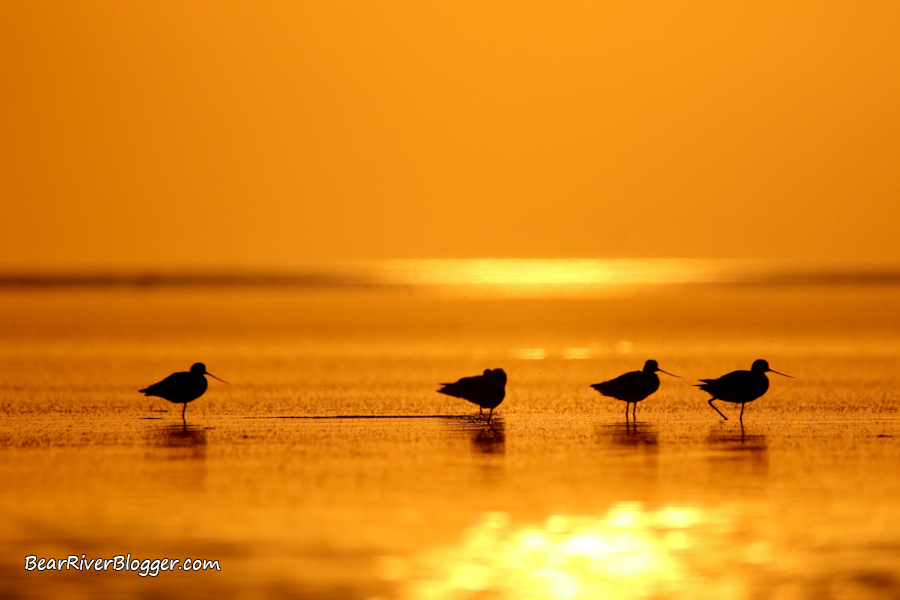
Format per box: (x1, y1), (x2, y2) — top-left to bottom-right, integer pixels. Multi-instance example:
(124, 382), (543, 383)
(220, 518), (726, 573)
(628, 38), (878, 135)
(1, 276), (899, 599)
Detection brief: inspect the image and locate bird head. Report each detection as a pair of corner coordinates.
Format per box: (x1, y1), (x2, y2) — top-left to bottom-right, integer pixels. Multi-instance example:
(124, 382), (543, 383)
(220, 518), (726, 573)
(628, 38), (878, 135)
(752, 359), (793, 378)
(644, 359), (680, 378)
(190, 363), (230, 383)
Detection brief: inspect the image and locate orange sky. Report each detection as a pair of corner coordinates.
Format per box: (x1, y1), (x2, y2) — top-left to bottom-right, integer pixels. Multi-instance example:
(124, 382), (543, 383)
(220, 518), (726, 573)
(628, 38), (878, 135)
(2, 1), (899, 270)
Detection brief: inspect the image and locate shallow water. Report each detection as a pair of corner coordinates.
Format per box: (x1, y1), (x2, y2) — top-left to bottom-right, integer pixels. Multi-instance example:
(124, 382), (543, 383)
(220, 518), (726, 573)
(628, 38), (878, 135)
(1, 281), (899, 599)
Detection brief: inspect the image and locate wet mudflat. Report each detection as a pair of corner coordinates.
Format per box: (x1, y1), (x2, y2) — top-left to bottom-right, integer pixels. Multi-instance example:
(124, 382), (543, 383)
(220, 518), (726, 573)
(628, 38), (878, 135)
(0, 284), (898, 599)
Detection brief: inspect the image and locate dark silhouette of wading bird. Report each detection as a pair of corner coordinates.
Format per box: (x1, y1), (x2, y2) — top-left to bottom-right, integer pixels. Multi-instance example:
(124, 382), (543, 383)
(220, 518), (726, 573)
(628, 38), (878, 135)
(591, 360), (680, 418)
(438, 369), (507, 423)
(139, 363), (229, 421)
(697, 359), (793, 421)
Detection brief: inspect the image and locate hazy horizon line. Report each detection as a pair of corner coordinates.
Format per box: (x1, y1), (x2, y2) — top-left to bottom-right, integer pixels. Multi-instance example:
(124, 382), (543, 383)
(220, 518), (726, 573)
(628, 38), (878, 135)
(1, 258), (900, 290)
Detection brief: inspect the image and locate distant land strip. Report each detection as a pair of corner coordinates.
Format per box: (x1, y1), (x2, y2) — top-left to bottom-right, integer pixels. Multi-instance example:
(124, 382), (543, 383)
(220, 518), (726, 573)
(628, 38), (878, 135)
(1, 270), (899, 288)
(0, 272), (384, 289)
(731, 271), (900, 287)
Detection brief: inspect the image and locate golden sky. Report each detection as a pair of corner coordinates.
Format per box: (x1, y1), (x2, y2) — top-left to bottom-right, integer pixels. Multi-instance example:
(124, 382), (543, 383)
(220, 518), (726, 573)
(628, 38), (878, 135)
(2, 1), (898, 270)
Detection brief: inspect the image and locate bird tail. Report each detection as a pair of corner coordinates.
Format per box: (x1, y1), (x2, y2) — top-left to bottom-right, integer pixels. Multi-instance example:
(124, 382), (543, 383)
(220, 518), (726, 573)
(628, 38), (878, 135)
(695, 382), (712, 391)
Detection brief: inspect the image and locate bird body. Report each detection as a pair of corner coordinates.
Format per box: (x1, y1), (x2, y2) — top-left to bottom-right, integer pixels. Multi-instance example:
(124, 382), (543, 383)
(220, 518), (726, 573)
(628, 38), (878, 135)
(592, 369), (660, 403)
(697, 370), (768, 404)
(591, 360), (679, 418)
(438, 368), (507, 421)
(139, 363), (228, 420)
(697, 359), (792, 420)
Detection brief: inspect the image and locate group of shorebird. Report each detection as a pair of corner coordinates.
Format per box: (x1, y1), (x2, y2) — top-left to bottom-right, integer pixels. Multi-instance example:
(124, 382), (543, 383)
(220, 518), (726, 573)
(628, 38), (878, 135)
(140, 359), (792, 423)
(438, 359), (793, 422)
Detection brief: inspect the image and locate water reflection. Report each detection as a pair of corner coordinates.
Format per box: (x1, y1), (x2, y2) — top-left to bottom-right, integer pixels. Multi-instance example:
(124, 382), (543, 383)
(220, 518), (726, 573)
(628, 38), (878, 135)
(373, 258), (724, 298)
(705, 424), (768, 476)
(598, 421), (659, 452)
(470, 419), (506, 455)
(149, 423), (208, 459)
(392, 504), (745, 600)
(706, 424), (767, 453)
(443, 416), (507, 455)
(392, 503), (900, 599)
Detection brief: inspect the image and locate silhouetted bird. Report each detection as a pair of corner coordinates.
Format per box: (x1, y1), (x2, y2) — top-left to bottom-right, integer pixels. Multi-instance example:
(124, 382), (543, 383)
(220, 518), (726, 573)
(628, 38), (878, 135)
(438, 369), (507, 422)
(696, 359), (793, 421)
(591, 360), (680, 418)
(139, 363), (229, 421)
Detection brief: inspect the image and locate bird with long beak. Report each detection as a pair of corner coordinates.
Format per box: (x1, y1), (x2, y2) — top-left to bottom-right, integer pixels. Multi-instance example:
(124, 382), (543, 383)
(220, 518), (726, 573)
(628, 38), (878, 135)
(697, 359), (793, 421)
(139, 363), (229, 421)
(591, 360), (680, 419)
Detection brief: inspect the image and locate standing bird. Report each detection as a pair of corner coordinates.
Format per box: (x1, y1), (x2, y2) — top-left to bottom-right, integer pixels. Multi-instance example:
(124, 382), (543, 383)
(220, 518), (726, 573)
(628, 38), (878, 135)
(591, 360), (680, 418)
(139, 363), (229, 421)
(438, 368), (507, 422)
(696, 359), (793, 421)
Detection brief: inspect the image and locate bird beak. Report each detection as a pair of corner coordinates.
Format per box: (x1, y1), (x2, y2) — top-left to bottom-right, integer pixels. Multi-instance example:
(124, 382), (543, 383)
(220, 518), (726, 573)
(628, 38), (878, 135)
(768, 369), (794, 378)
(206, 372), (230, 384)
(657, 369), (681, 378)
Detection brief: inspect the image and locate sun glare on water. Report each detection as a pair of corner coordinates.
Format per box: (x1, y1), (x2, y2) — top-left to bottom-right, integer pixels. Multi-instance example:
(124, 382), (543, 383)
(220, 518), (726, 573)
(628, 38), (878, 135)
(377, 503), (769, 600)
(371, 259), (726, 297)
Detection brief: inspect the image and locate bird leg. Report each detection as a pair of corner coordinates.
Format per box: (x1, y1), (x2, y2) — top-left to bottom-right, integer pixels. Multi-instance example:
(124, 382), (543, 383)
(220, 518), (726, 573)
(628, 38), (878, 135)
(739, 403), (745, 422)
(632, 402), (637, 419)
(708, 399), (728, 420)
(487, 408), (493, 424)
(624, 402), (630, 419)
(182, 403), (187, 422)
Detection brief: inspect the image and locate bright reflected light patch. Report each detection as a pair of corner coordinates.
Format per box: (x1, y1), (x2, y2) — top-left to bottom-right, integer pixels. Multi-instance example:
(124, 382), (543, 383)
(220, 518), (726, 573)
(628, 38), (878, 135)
(370, 259), (728, 298)
(654, 506), (702, 529)
(394, 503), (756, 600)
(563, 348), (593, 359)
(515, 348), (546, 360)
(617, 341), (635, 354)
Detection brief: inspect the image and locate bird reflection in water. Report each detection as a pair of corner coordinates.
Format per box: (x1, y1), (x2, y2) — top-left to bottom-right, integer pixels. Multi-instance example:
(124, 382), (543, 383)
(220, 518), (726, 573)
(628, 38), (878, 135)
(706, 423), (767, 451)
(706, 423), (768, 475)
(443, 416), (507, 455)
(470, 418), (506, 455)
(150, 423), (208, 459)
(599, 420), (659, 451)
